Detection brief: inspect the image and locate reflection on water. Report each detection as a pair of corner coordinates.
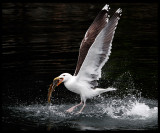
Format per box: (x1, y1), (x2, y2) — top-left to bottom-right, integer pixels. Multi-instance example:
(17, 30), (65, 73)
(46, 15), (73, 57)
(2, 3), (158, 131)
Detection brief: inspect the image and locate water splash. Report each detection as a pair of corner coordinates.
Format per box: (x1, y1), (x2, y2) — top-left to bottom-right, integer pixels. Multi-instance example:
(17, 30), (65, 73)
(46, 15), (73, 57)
(2, 71), (158, 130)
(3, 94), (157, 131)
(95, 96), (158, 120)
(8, 94), (157, 121)
(6, 71), (158, 121)
(96, 71), (158, 120)
(125, 101), (157, 119)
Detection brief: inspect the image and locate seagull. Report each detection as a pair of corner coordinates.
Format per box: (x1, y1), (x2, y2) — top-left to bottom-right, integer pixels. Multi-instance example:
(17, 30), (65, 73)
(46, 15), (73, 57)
(48, 4), (122, 114)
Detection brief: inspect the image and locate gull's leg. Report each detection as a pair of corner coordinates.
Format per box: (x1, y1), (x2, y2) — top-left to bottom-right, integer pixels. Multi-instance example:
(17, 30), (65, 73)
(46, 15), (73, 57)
(77, 100), (86, 114)
(66, 101), (83, 113)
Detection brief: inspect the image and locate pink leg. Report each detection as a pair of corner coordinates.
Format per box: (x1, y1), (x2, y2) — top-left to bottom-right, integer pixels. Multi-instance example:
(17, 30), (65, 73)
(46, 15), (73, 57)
(77, 102), (86, 114)
(66, 101), (83, 113)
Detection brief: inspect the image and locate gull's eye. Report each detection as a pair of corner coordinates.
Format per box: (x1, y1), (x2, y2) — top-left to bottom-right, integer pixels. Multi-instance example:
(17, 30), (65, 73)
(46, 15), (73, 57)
(63, 75), (65, 76)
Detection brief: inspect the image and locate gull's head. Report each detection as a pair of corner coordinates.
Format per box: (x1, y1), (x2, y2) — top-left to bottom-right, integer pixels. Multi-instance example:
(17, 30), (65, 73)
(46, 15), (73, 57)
(54, 73), (72, 85)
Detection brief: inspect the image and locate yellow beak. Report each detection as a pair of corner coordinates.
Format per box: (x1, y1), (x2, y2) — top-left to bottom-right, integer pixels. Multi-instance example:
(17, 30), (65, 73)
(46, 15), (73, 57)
(53, 77), (63, 86)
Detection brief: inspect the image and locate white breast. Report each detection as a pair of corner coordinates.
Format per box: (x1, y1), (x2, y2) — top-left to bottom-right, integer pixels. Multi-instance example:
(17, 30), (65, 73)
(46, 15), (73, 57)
(64, 76), (82, 94)
(64, 76), (97, 99)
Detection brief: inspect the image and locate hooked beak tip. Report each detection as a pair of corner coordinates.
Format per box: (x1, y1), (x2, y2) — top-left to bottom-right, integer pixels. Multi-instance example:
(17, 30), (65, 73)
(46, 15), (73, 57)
(53, 77), (63, 86)
(54, 77), (60, 81)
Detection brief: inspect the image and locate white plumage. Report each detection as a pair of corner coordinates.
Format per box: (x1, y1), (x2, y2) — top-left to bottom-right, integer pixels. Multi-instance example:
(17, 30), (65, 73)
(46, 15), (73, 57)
(49, 4), (122, 114)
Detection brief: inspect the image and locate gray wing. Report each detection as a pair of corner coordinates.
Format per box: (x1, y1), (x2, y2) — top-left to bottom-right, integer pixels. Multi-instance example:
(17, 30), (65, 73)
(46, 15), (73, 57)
(74, 4), (110, 76)
(76, 8), (122, 88)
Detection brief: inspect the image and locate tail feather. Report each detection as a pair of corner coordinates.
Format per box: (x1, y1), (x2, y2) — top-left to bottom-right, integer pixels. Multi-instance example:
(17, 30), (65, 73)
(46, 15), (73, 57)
(86, 87), (116, 99)
(95, 87), (117, 95)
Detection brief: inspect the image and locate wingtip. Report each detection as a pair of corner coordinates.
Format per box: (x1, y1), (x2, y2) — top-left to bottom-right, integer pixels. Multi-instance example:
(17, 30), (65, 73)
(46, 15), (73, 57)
(102, 4), (109, 11)
(116, 8), (122, 14)
(115, 8), (122, 17)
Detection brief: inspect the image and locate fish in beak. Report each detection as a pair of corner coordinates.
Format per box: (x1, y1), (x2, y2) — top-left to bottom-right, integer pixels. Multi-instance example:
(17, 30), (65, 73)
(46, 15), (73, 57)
(48, 77), (64, 103)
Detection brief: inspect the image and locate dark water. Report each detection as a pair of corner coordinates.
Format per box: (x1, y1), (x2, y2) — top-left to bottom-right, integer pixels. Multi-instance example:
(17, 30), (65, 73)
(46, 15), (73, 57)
(2, 3), (158, 131)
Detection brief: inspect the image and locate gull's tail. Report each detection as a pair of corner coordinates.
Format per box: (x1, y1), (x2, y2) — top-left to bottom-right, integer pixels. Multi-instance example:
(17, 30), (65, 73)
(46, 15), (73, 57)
(86, 87), (116, 99)
(95, 87), (117, 95)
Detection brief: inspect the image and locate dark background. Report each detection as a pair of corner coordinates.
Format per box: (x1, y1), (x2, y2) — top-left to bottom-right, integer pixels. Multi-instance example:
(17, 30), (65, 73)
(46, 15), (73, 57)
(2, 3), (158, 106)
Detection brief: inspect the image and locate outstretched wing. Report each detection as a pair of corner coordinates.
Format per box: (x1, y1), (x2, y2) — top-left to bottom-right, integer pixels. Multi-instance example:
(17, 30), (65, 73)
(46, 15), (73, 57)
(74, 4), (110, 76)
(76, 8), (122, 88)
